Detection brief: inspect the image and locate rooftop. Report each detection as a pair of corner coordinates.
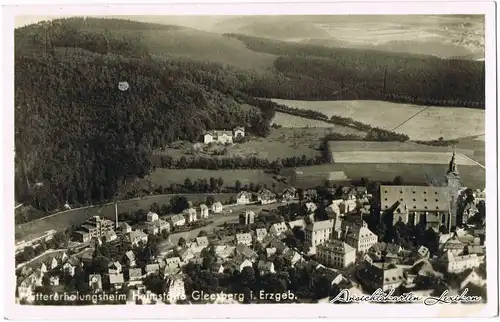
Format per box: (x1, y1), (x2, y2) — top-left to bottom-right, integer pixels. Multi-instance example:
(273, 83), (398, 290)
(380, 185), (449, 212)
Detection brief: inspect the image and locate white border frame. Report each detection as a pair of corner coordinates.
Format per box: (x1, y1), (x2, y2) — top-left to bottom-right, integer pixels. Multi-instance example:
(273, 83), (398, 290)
(1, 1), (498, 320)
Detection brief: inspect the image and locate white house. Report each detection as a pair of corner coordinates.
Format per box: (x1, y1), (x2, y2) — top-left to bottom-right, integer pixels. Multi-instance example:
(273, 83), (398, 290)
(269, 222), (288, 237)
(203, 130), (234, 144)
(184, 208), (197, 223)
(233, 126), (245, 139)
(439, 250), (480, 273)
(305, 219), (335, 254)
(255, 228), (268, 242)
(199, 204), (209, 219)
(460, 270), (486, 290)
(167, 278), (186, 303)
(305, 202), (318, 213)
(169, 214), (186, 227)
(124, 230), (148, 247)
(211, 202), (223, 213)
(316, 240), (356, 269)
(257, 189), (277, 205)
(147, 211), (159, 222)
(257, 261), (275, 275)
(345, 222), (378, 253)
(236, 191), (252, 205)
(235, 233), (253, 246)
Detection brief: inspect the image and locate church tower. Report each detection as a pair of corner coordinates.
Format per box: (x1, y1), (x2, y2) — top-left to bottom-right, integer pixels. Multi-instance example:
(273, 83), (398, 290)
(445, 147), (462, 231)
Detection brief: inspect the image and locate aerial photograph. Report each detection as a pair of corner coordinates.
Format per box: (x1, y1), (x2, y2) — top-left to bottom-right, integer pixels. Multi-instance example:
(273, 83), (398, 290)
(13, 15), (487, 306)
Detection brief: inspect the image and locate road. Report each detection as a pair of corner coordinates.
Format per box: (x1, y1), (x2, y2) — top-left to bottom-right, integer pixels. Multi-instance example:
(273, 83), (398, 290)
(458, 152), (485, 169)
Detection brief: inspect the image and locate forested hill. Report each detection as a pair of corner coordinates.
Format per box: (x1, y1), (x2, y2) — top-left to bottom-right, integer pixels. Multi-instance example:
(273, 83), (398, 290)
(14, 17), (274, 212)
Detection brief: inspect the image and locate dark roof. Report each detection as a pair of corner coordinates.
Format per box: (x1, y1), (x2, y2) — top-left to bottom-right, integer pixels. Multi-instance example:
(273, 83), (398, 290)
(380, 185), (449, 212)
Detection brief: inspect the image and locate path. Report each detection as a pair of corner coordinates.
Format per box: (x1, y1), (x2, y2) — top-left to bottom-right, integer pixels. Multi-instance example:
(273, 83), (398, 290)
(458, 153), (485, 169)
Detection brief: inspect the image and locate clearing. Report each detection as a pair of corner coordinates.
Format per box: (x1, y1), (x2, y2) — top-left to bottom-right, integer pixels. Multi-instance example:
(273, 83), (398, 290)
(270, 99), (485, 141)
(331, 151), (477, 165)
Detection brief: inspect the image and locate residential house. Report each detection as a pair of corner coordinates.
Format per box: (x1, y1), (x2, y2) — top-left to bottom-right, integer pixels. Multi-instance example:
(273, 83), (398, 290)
(49, 276), (59, 286)
(261, 235), (289, 255)
(281, 187), (297, 202)
(40, 263), (48, 274)
(211, 263), (225, 274)
(257, 261), (275, 275)
(235, 233), (253, 246)
(109, 273), (125, 289)
(235, 243), (258, 262)
(317, 240), (356, 269)
(305, 202), (318, 214)
(211, 202), (223, 213)
(169, 214), (186, 227)
(118, 222), (132, 234)
(103, 229), (118, 242)
(288, 219), (306, 230)
(345, 221), (378, 253)
(233, 126), (245, 139)
(368, 242), (403, 261)
(266, 248), (277, 258)
(128, 268), (143, 285)
(460, 269), (486, 290)
(236, 191), (252, 205)
(439, 250), (480, 273)
(199, 204), (209, 219)
(125, 251), (136, 268)
(304, 219), (335, 254)
(147, 211), (159, 222)
(178, 248), (195, 263)
(154, 219), (170, 234)
(462, 203), (478, 224)
(167, 277), (186, 303)
(326, 203), (340, 217)
(184, 208), (197, 223)
(108, 261), (123, 275)
(269, 222), (288, 237)
(283, 249), (303, 267)
(145, 264), (160, 275)
(239, 210), (256, 225)
(124, 230), (148, 247)
(305, 189), (318, 200)
(73, 231), (91, 243)
(203, 130), (234, 144)
(230, 257), (253, 272)
(214, 246), (235, 260)
(417, 246), (431, 259)
(440, 234), (465, 255)
(165, 257), (182, 268)
(473, 188), (486, 204)
(196, 236), (209, 248)
(258, 189), (277, 205)
(89, 274), (103, 292)
(255, 228), (268, 242)
(357, 262), (405, 292)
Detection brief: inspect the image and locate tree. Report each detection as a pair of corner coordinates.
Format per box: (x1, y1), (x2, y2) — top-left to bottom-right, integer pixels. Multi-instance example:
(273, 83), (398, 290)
(217, 177), (224, 188)
(178, 237), (186, 247)
(235, 180), (242, 192)
(170, 196), (189, 214)
(205, 195), (215, 207)
(184, 178), (193, 190)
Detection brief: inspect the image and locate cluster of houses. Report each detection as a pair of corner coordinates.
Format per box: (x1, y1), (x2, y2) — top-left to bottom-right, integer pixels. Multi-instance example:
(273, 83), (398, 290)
(203, 127), (245, 145)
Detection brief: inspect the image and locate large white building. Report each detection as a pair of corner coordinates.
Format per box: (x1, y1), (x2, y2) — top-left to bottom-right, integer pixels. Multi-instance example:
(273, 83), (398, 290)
(439, 250), (480, 273)
(304, 219), (334, 254)
(345, 221), (378, 253)
(316, 240), (356, 269)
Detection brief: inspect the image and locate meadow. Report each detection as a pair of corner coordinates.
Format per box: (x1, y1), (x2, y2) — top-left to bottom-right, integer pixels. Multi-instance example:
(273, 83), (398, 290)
(331, 151), (477, 165)
(270, 99), (485, 141)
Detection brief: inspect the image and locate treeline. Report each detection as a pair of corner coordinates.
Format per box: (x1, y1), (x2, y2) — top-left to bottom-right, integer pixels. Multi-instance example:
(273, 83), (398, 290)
(414, 137), (459, 147)
(227, 33), (485, 108)
(153, 154), (326, 170)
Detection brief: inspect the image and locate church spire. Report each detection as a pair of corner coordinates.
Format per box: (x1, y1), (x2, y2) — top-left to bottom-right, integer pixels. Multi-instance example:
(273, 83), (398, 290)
(447, 146), (459, 175)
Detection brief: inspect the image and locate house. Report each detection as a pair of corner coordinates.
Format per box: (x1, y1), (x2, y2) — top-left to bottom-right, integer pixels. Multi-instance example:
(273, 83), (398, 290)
(235, 233), (253, 246)
(203, 130), (234, 144)
(316, 240), (356, 269)
(40, 263), (48, 273)
(257, 189), (277, 205)
(124, 230), (148, 247)
(255, 228), (268, 242)
(305, 189), (318, 200)
(108, 261), (123, 275)
(214, 245), (235, 259)
(236, 191), (252, 205)
(345, 221), (378, 253)
(281, 187), (297, 202)
(231, 257), (253, 272)
(440, 234), (465, 255)
(304, 219), (335, 254)
(257, 261), (275, 275)
(417, 246), (430, 259)
(288, 219), (306, 230)
(184, 208), (197, 223)
(261, 235), (289, 254)
(460, 269), (486, 290)
(49, 276), (60, 286)
(199, 204), (209, 218)
(129, 268), (143, 284)
(462, 203), (478, 224)
(357, 262), (405, 292)
(165, 257), (182, 268)
(196, 236), (209, 248)
(145, 264), (160, 275)
(154, 219), (170, 234)
(339, 200), (357, 214)
(439, 250), (480, 273)
(368, 242), (403, 261)
(235, 243), (258, 261)
(109, 273), (125, 289)
(147, 211), (159, 222)
(239, 210), (256, 225)
(211, 202), (223, 213)
(269, 222), (288, 237)
(211, 263), (225, 274)
(233, 126), (245, 139)
(169, 214), (186, 227)
(163, 264), (182, 278)
(118, 222), (132, 234)
(103, 229), (118, 242)
(125, 251), (136, 268)
(89, 274), (103, 292)
(325, 203), (340, 217)
(305, 202), (318, 214)
(167, 277), (186, 303)
(283, 249), (303, 267)
(72, 231), (91, 243)
(266, 248), (277, 258)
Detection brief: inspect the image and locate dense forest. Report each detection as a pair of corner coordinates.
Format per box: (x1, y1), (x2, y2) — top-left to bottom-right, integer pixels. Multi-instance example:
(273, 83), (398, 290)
(15, 17), (484, 217)
(228, 34), (485, 107)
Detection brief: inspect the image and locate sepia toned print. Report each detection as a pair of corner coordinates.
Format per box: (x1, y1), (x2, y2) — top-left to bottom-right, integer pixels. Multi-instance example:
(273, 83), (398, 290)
(13, 14), (488, 308)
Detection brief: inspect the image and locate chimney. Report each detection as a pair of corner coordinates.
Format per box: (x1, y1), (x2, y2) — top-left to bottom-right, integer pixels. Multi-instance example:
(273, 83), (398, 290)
(115, 202), (119, 229)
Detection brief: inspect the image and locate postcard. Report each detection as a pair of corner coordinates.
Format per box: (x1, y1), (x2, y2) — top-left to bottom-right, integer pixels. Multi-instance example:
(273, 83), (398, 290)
(2, 1), (498, 320)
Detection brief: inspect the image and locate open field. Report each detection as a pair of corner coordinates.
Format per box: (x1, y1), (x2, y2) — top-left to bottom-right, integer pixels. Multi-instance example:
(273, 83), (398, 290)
(332, 151), (477, 165)
(284, 163), (485, 189)
(327, 141), (471, 153)
(146, 168), (283, 190)
(271, 99), (485, 141)
(15, 193), (234, 242)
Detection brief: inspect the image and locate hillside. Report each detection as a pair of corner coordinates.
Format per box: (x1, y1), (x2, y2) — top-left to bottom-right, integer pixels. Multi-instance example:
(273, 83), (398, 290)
(14, 17), (275, 214)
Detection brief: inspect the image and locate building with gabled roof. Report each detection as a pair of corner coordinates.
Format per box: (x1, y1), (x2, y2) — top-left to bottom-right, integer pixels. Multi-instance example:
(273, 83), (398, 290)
(184, 208), (197, 223)
(357, 262), (405, 292)
(89, 274), (103, 292)
(345, 221), (378, 253)
(257, 261), (275, 275)
(269, 222), (288, 237)
(317, 240), (356, 269)
(211, 202), (223, 213)
(203, 130), (234, 144)
(257, 188), (277, 205)
(255, 228), (268, 242)
(305, 202), (318, 214)
(199, 204), (209, 218)
(236, 191), (252, 205)
(147, 211), (159, 223)
(305, 219), (334, 254)
(196, 236), (209, 248)
(235, 243), (258, 261)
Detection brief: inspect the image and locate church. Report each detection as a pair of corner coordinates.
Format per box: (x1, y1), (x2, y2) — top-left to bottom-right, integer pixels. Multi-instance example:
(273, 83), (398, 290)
(380, 149), (463, 231)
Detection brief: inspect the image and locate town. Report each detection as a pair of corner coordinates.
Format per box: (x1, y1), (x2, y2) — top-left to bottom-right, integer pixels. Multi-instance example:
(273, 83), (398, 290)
(15, 152), (487, 305)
